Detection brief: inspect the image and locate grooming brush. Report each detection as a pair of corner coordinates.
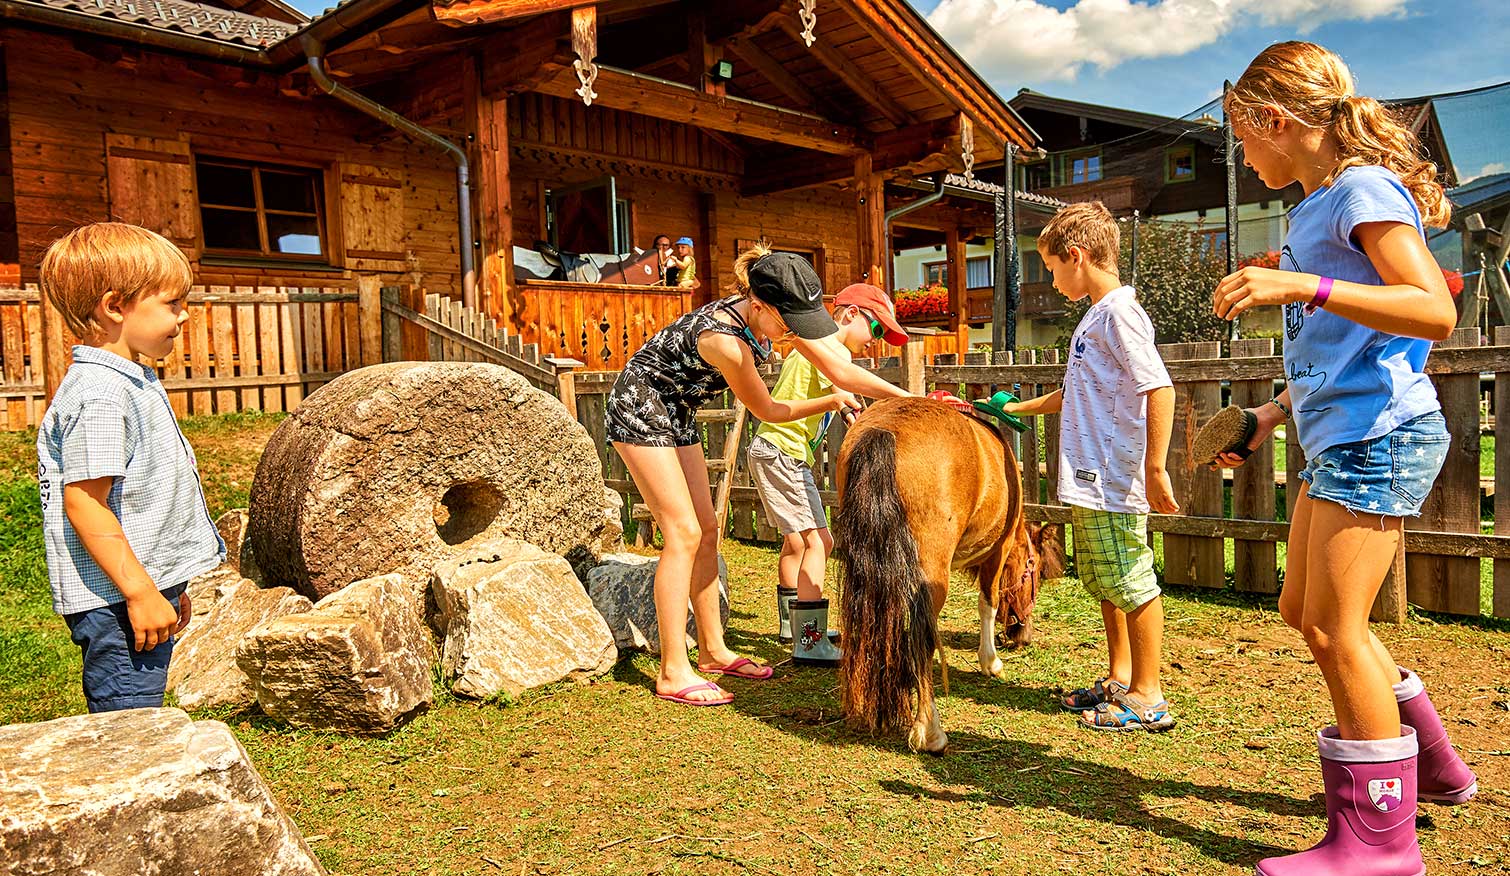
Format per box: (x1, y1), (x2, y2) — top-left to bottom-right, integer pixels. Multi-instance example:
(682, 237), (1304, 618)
(1191, 404), (1258, 466)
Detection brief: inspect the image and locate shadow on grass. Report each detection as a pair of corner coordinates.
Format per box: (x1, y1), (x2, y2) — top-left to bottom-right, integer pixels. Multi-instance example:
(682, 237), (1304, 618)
(717, 662), (1309, 866)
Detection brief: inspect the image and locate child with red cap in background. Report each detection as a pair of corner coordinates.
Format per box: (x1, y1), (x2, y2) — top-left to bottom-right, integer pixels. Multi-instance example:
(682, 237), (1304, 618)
(748, 283), (909, 666)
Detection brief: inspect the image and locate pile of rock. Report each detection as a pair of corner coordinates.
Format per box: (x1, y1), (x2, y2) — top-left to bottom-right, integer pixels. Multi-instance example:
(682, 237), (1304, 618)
(164, 362), (727, 735)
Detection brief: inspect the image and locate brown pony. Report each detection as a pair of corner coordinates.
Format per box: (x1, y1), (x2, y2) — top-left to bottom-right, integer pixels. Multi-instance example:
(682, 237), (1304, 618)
(835, 397), (1062, 753)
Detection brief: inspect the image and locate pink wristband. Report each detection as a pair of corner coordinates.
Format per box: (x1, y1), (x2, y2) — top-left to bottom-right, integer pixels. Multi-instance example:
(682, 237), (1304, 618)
(1309, 276), (1333, 312)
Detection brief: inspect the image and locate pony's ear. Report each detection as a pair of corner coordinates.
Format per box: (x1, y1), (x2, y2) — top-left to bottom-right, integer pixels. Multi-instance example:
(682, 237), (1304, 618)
(1028, 523), (1066, 580)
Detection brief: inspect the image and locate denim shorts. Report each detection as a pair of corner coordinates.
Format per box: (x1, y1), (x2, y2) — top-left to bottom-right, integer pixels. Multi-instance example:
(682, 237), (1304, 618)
(1298, 411), (1449, 517)
(62, 582), (186, 713)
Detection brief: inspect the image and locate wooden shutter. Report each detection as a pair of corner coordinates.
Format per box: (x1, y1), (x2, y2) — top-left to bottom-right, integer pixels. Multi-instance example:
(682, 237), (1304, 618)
(339, 163), (406, 270)
(104, 134), (199, 256)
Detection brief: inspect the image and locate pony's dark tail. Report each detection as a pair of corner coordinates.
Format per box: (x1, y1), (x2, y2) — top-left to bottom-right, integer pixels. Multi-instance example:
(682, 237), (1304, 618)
(836, 429), (935, 735)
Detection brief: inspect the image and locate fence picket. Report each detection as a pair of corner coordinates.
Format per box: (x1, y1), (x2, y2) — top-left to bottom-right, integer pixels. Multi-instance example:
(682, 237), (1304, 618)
(188, 298), (212, 414)
(281, 293), (304, 410)
(209, 288), (237, 414)
(235, 291), (259, 412)
(1158, 341), (1224, 587)
(1495, 327), (1510, 618)
(257, 290), (284, 413)
(1230, 338), (1278, 594)
(1407, 328), (1482, 614)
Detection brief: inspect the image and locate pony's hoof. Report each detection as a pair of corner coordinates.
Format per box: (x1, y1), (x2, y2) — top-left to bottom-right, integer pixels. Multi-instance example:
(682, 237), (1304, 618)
(907, 727), (948, 754)
(978, 657), (1005, 677)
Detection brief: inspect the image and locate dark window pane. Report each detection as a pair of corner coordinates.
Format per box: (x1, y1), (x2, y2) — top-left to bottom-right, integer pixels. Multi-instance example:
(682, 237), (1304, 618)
(197, 163), (255, 208)
(201, 208), (260, 250)
(262, 170), (318, 213)
(267, 214), (322, 255)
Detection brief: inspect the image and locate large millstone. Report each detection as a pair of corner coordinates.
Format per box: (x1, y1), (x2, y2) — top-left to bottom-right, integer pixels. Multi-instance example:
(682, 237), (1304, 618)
(248, 362), (610, 602)
(0, 708), (325, 875)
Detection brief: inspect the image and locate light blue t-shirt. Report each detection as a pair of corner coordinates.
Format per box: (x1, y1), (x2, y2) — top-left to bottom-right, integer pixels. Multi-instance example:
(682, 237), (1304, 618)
(38, 346), (225, 615)
(1279, 165), (1440, 457)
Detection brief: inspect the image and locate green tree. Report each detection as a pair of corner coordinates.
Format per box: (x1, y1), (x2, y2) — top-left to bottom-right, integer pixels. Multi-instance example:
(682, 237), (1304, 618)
(1052, 217), (1231, 346)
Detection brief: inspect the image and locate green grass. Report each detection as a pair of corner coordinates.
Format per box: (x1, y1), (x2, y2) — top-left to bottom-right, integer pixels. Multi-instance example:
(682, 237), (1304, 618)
(2, 414), (1507, 875)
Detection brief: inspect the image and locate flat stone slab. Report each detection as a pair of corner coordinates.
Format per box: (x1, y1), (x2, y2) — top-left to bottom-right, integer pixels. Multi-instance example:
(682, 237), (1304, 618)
(0, 708), (325, 875)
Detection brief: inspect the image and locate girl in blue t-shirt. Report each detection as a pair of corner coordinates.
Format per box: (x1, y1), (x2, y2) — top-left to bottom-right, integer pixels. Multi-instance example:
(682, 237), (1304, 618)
(1212, 42), (1475, 876)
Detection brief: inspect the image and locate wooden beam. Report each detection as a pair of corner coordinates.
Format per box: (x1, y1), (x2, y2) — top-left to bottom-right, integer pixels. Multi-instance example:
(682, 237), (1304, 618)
(532, 64), (863, 155)
(481, 12), (575, 97)
(946, 226), (968, 349)
(740, 115), (961, 196)
(775, 14), (910, 128)
(838, 0), (1032, 149)
(725, 34), (821, 113)
(854, 154), (886, 287)
(433, 0), (591, 26)
(470, 56), (516, 327)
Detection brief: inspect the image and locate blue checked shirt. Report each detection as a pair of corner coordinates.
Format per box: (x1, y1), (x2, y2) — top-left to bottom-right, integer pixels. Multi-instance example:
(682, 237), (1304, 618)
(37, 346), (225, 615)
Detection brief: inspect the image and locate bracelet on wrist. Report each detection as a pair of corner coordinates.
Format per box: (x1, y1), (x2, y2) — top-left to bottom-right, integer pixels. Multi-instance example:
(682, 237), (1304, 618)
(1306, 276), (1333, 313)
(1269, 398), (1291, 419)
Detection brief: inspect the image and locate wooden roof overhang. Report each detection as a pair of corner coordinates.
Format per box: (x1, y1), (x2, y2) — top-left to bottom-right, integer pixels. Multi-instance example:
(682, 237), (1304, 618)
(3, 0), (1039, 197)
(391, 0), (1039, 195)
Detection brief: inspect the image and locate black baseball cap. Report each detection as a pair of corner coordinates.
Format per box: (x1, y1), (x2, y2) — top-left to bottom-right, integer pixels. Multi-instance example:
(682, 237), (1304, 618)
(747, 252), (838, 340)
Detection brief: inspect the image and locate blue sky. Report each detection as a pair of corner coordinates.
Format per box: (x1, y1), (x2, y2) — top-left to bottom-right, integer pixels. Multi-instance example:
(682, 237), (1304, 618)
(913, 0), (1506, 115)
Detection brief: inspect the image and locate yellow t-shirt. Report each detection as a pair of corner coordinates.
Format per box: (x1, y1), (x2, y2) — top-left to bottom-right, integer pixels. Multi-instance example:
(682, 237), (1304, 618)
(753, 351), (832, 466)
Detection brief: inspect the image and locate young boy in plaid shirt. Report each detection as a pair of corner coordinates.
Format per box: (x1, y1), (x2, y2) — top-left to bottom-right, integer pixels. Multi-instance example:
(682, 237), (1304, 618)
(1000, 202), (1179, 731)
(36, 223), (225, 713)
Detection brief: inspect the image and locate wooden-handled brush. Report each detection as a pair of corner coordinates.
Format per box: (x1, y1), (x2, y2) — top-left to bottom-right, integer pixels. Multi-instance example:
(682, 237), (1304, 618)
(1192, 405), (1259, 466)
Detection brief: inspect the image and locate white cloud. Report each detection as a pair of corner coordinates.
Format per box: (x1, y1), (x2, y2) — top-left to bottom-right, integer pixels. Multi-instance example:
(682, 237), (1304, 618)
(1462, 161), (1507, 183)
(928, 0), (1409, 84)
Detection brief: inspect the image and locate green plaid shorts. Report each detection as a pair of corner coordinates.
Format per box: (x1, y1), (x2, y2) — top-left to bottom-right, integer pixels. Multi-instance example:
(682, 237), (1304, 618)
(1070, 505), (1160, 613)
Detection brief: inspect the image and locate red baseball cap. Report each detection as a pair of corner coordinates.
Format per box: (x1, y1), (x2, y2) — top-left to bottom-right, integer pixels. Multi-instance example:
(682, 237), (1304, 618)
(833, 283), (908, 346)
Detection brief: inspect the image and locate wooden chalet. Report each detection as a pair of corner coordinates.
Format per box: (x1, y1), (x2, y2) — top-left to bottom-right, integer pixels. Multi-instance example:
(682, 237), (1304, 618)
(0, 0), (1039, 386)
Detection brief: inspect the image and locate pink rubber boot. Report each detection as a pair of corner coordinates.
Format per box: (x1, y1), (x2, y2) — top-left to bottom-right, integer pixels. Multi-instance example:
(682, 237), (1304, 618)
(1255, 727), (1423, 876)
(1395, 666), (1478, 805)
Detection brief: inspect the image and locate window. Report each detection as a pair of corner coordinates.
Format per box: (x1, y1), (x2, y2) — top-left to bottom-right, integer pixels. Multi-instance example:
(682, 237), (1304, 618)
(1198, 228), (1228, 258)
(923, 261), (946, 286)
(1166, 145), (1196, 183)
(1064, 149), (1102, 185)
(196, 158), (325, 260)
(546, 176), (631, 254)
(1020, 160), (1052, 192)
(966, 256), (992, 288)
(1020, 245), (1049, 284)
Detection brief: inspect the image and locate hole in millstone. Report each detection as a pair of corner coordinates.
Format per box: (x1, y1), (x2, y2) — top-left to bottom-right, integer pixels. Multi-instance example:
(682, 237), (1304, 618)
(434, 481), (505, 545)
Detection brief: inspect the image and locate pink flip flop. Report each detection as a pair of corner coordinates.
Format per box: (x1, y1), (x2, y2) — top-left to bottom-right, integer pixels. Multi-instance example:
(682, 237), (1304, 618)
(697, 657), (774, 680)
(655, 681), (733, 706)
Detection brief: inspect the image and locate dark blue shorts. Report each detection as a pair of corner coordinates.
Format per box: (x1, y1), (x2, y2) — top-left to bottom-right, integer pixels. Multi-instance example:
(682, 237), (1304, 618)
(1298, 412), (1449, 517)
(62, 582), (186, 713)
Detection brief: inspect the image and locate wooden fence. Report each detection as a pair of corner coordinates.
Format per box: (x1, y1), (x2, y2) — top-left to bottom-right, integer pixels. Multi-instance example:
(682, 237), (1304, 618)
(574, 329), (1510, 620)
(0, 280), (382, 428)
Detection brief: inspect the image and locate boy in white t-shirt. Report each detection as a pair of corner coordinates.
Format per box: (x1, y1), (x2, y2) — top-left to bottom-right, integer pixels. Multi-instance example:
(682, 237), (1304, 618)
(1001, 202), (1179, 732)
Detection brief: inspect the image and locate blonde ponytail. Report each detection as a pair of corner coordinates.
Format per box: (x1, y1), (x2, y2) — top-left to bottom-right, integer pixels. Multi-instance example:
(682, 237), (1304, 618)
(1226, 42), (1450, 228)
(730, 242), (772, 299)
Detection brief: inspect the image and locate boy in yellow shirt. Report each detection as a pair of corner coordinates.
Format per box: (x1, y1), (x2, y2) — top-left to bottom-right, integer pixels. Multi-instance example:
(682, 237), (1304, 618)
(749, 283), (908, 665)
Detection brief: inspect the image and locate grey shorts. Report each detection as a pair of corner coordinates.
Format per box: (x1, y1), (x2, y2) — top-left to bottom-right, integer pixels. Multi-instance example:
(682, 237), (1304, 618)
(748, 437), (827, 534)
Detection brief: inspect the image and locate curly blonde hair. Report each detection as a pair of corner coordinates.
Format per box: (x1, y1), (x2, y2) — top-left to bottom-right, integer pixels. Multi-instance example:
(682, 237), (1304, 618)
(1225, 41), (1449, 228)
(729, 242), (773, 299)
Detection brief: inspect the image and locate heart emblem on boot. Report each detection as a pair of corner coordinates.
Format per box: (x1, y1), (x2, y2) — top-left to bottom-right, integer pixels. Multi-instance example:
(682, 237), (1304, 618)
(1367, 777), (1403, 812)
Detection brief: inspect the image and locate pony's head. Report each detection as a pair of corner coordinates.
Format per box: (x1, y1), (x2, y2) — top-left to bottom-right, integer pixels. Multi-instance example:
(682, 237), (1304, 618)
(999, 522), (1064, 649)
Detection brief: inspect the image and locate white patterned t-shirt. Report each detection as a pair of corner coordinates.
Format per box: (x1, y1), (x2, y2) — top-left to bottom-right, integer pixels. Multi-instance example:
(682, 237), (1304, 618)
(1057, 286), (1171, 513)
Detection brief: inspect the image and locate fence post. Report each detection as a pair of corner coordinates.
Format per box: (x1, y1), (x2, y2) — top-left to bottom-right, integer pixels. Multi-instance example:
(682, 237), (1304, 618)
(357, 275), (383, 367)
(901, 338), (927, 395)
(381, 286), (403, 364)
(1494, 326), (1510, 619)
(545, 356), (583, 412)
(38, 284), (72, 401)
